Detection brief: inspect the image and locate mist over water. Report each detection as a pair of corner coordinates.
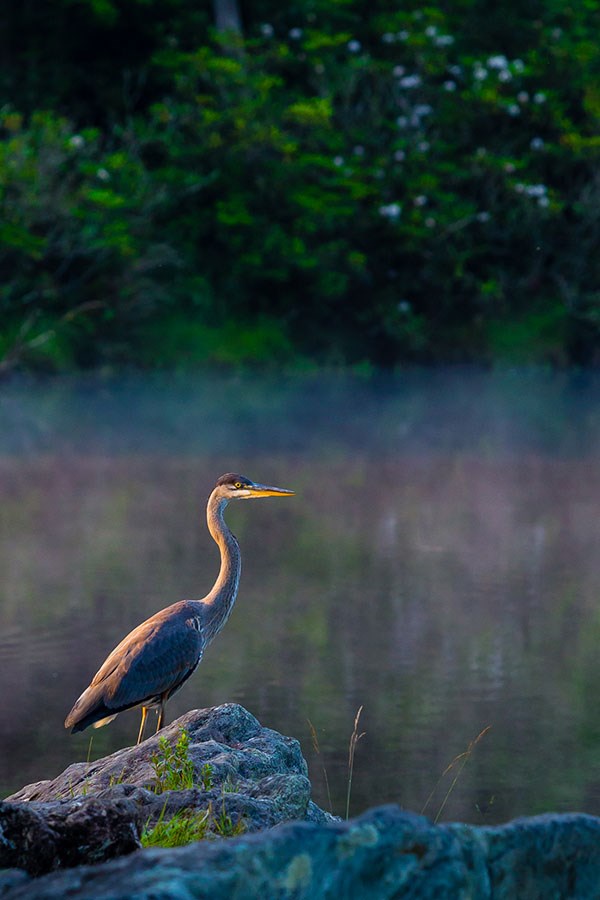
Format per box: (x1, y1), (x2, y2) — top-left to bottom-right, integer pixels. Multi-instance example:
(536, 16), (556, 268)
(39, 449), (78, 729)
(2, 369), (600, 823)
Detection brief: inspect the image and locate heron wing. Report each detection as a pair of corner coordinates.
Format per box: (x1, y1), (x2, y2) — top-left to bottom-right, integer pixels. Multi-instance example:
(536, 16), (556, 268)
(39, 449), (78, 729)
(89, 604), (204, 709)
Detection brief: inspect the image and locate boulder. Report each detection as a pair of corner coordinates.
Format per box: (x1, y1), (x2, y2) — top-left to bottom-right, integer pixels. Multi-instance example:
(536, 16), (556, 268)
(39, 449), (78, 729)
(2, 704), (333, 873)
(3, 704), (600, 899)
(1, 805), (600, 899)
(0, 795), (142, 877)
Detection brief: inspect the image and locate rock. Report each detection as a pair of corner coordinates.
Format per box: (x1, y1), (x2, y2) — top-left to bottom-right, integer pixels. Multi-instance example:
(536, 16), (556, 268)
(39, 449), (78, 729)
(472, 811), (600, 897)
(4, 705), (333, 859)
(2, 805), (600, 899)
(5, 705), (600, 898)
(0, 795), (142, 876)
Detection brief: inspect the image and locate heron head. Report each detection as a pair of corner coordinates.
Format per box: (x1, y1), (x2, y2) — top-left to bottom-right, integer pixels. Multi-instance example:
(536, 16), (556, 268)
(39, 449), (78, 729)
(215, 473), (295, 501)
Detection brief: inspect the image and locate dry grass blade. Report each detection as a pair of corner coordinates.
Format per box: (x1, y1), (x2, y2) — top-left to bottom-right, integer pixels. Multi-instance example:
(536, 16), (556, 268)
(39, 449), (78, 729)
(307, 718), (333, 815)
(421, 725), (491, 824)
(346, 705), (366, 821)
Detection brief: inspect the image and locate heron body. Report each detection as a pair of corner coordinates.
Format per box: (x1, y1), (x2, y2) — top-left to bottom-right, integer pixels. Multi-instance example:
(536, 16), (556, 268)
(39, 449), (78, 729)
(64, 473), (293, 744)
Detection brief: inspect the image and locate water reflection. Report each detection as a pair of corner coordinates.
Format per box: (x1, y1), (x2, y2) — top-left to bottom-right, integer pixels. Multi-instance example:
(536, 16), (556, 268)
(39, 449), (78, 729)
(1, 370), (600, 823)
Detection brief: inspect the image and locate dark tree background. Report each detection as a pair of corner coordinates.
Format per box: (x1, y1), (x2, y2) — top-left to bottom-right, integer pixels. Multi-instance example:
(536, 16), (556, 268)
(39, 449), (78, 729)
(1, 0), (599, 371)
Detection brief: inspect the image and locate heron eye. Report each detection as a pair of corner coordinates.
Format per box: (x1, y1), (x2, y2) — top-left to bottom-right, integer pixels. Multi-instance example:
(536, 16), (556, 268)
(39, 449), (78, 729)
(234, 481), (242, 489)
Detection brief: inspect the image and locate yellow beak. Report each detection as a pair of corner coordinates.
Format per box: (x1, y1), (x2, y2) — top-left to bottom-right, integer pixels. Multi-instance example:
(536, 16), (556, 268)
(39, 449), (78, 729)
(248, 482), (295, 497)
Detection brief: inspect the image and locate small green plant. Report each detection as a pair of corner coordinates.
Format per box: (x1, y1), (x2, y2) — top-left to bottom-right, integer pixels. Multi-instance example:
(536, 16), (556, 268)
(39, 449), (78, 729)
(150, 728), (194, 793)
(221, 774), (239, 794)
(421, 725), (492, 824)
(200, 762), (214, 791)
(141, 798), (245, 847)
(211, 799), (246, 838)
(141, 803), (211, 848)
(78, 736), (96, 797)
(108, 768), (128, 788)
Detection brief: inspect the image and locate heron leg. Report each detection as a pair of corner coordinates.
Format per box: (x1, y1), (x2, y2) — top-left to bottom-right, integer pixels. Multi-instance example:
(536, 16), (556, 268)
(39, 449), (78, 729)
(156, 699), (166, 733)
(137, 706), (149, 745)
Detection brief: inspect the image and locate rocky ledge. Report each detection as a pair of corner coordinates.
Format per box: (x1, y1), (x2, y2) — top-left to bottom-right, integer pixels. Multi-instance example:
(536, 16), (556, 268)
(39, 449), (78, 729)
(1, 703), (332, 877)
(2, 704), (600, 899)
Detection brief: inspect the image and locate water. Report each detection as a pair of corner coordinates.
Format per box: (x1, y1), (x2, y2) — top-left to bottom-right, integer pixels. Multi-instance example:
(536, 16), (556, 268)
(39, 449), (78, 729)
(2, 369), (600, 824)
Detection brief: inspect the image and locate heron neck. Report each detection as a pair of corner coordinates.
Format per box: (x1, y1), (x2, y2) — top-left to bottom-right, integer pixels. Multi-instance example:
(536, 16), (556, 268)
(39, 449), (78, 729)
(201, 493), (241, 641)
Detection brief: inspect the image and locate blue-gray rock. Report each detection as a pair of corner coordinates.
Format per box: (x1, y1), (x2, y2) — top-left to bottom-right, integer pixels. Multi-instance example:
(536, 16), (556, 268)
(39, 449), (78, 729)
(2, 704), (334, 881)
(1, 805), (600, 899)
(3, 705), (600, 899)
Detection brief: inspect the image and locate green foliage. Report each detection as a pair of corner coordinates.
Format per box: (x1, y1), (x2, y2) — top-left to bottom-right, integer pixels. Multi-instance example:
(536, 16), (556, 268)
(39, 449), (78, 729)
(201, 763), (214, 791)
(211, 800), (246, 838)
(140, 730), (244, 847)
(150, 729), (194, 793)
(137, 315), (296, 369)
(141, 805), (212, 848)
(1, 0), (600, 369)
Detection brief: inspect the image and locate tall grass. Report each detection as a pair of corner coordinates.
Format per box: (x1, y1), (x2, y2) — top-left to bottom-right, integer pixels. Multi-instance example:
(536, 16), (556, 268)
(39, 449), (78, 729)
(307, 718), (333, 815)
(308, 706), (366, 820)
(421, 725), (492, 824)
(346, 706), (366, 820)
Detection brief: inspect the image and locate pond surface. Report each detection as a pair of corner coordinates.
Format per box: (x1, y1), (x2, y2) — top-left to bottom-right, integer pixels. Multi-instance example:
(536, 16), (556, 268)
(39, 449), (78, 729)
(2, 369), (600, 824)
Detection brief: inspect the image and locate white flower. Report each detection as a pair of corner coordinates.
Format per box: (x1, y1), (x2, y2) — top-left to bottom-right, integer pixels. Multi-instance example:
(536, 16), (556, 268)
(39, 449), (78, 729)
(474, 66), (488, 81)
(435, 35), (455, 47)
(526, 184), (547, 197)
(414, 104), (433, 116)
(347, 39), (362, 52)
(399, 74), (421, 88)
(533, 91), (547, 104)
(353, 145), (365, 156)
(398, 300), (411, 313)
(289, 27), (303, 39)
(379, 203), (402, 219)
(477, 211), (491, 222)
(394, 149), (406, 161)
(96, 168), (110, 181)
(513, 59), (525, 72)
(333, 156), (344, 167)
(530, 137), (545, 150)
(397, 30), (409, 41)
(382, 32), (396, 44)
(488, 54), (509, 69)
(418, 141), (430, 152)
(516, 183), (547, 198)
(498, 69), (512, 82)
(507, 104), (520, 116)
(551, 28), (563, 39)
(260, 23), (274, 37)
(538, 195), (550, 208)
(393, 65), (406, 77)
(425, 25), (438, 37)
(68, 134), (85, 149)
(517, 91), (529, 103)
(425, 217), (436, 227)
(443, 80), (457, 91)
(414, 195), (428, 206)
(396, 116), (408, 128)
(449, 65), (462, 76)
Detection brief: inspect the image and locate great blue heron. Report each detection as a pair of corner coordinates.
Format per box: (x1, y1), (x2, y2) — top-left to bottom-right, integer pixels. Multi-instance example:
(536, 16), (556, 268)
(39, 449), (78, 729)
(64, 473), (294, 744)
